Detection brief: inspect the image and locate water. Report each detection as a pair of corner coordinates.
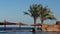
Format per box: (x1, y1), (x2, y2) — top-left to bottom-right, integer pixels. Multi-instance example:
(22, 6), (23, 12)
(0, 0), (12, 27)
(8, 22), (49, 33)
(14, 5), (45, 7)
(0, 25), (60, 34)
(0, 27), (41, 31)
(0, 31), (60, 34)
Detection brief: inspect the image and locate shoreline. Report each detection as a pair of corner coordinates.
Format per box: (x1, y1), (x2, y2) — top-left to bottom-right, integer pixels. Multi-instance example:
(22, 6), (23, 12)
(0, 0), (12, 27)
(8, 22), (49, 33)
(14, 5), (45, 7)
(0, 30), (41, 32)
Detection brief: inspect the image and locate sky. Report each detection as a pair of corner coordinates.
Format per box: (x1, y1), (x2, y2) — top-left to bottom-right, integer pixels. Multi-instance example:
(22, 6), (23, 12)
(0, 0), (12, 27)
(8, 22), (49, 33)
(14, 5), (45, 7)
(0, 0), (60, 24)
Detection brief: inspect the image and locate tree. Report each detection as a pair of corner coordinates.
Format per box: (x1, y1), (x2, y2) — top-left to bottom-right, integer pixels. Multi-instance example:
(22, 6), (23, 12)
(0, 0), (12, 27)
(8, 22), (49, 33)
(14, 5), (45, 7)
(40, 6), (56, 24)
(40, 6), (57, 31)
(24, 4), (56, 31)
(24, 4), (42, 32)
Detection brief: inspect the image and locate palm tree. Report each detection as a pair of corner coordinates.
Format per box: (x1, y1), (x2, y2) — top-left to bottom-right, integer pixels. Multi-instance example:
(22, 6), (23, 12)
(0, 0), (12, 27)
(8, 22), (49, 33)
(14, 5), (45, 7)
(40, 6), (56, 31)
(40, 6), (56, 24)
(24, 4), (42, 32)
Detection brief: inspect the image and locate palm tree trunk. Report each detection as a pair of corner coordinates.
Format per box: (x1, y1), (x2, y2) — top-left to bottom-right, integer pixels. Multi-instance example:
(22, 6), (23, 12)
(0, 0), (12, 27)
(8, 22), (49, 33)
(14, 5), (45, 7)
(41, 19), (44, 24)
(41, 17), (44, 31)
(34, 17), (36, 32)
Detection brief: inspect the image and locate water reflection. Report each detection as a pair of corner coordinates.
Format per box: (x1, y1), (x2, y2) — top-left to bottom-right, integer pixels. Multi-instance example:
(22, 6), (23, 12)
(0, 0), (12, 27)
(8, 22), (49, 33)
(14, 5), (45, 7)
(49, 32), (60, 34)
(32, 31), (42, 34)
(32, 32), (60, 34)
(0, 31), (60, 34)
(33, 33), (36, 34)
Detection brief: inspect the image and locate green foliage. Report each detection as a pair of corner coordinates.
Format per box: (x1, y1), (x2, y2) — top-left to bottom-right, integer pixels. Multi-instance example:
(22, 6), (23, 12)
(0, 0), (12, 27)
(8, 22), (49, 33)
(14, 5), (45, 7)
(24, 4), (42, 18)
(41, 6), (56, 20)
(24, 4), (57, 24)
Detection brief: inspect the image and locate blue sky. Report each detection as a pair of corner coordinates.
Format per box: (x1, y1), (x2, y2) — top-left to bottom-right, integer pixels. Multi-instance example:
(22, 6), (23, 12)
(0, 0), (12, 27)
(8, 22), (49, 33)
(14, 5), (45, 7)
(0, 0), (60, 24)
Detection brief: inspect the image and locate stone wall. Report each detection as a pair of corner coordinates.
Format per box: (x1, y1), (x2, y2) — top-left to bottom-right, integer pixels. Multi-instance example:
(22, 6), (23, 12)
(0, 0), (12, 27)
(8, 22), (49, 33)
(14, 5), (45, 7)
(42, 24), (60, 31)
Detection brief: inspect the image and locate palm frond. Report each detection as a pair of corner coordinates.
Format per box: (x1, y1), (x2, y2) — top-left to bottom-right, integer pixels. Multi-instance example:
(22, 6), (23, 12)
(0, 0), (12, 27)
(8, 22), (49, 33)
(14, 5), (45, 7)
(40, 6), (57, 23)
(24, 12), (30, 15)
(44, 15), (57, 20)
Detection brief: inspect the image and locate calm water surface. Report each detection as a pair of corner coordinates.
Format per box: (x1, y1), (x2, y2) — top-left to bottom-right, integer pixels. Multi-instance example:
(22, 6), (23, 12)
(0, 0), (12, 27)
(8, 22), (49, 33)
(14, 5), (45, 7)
(0, 31), (60, 34)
